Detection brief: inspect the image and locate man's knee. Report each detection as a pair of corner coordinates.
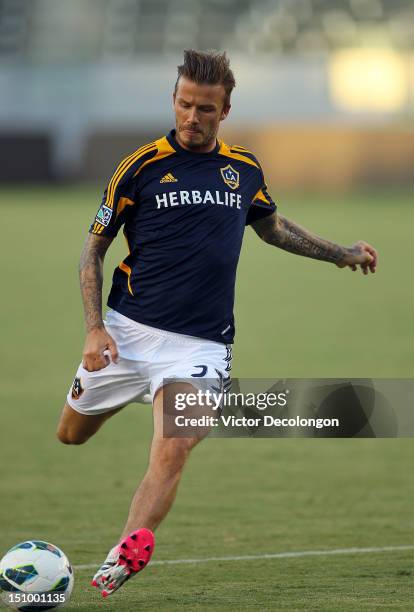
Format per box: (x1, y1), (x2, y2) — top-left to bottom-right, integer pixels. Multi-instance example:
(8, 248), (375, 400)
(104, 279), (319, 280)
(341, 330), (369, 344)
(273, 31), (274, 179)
(56, 401), (108, 445)
(56, 425), (89, 445)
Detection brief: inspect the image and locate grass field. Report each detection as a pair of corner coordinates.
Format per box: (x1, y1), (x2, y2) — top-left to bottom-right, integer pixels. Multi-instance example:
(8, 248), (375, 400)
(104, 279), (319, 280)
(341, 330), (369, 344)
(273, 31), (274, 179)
(1, 186), (413, 610)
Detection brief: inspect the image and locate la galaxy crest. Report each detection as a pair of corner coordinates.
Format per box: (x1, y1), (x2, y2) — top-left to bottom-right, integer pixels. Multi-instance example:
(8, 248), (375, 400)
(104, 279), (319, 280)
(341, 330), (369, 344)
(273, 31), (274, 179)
(71, 377), (84, 400)
(220, 164), (239, 190)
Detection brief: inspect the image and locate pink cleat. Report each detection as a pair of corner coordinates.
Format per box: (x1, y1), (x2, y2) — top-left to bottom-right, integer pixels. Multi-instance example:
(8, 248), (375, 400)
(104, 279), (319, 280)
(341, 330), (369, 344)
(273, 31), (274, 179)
(91, 528), (154, 597)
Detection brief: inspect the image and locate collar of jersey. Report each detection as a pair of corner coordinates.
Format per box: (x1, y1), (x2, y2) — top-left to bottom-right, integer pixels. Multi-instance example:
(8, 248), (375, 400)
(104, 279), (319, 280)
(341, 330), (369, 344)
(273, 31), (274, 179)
(167, 129), (220, 156)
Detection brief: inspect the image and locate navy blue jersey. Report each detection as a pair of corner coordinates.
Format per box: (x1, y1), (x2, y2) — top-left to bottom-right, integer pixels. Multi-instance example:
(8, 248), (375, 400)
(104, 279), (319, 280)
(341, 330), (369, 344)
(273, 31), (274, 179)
(90, 130), (276, 344)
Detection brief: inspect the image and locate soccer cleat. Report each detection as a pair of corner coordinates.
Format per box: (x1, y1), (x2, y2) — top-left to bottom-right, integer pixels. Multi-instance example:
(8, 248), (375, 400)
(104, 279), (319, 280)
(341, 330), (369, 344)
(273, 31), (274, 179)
(91, 544), (119, 591)
(91, 528), (154, 598)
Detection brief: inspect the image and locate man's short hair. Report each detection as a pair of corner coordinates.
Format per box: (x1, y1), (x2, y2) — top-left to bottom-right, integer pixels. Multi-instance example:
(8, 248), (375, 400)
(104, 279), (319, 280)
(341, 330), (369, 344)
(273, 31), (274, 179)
(175, 49), (236, 106)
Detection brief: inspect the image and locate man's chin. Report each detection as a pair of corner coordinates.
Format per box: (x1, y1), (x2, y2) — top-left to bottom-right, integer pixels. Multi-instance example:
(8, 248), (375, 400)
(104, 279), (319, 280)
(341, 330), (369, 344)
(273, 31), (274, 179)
(180, 132), (204, 147)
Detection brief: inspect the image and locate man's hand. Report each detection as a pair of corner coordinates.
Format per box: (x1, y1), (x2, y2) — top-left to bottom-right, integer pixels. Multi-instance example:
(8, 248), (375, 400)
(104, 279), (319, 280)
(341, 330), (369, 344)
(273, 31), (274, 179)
(82, 327), (119, 372)
(336, 241), (378, 275)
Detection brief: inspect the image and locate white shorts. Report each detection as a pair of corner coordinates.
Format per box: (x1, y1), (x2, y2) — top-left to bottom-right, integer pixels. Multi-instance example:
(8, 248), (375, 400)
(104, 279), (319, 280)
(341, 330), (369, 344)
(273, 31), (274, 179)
(66, 310), (232, 415)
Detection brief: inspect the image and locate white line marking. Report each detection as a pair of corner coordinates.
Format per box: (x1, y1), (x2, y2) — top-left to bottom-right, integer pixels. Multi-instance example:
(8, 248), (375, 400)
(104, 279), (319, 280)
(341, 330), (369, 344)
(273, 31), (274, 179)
(73, 544), (414, 571)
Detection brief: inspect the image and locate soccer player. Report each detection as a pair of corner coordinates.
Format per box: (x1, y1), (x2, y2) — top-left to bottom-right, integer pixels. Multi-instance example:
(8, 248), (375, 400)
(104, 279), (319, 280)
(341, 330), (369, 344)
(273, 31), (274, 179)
(56, 50), (377, 597)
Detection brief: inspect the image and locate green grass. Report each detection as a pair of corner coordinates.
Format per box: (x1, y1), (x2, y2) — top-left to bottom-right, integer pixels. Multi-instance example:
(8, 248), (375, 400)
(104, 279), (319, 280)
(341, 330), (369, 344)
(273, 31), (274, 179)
(0, 186), (413, 610)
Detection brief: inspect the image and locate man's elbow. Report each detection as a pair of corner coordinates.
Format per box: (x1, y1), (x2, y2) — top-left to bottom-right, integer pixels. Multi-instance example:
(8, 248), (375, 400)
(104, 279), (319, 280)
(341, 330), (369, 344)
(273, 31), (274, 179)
(261, 222), (284, 246)
(260, 232), (274, 245)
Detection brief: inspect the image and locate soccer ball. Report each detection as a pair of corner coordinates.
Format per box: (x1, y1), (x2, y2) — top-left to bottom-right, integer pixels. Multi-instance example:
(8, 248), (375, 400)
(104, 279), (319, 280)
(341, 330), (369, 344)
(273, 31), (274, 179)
(0, 541), (73, 610)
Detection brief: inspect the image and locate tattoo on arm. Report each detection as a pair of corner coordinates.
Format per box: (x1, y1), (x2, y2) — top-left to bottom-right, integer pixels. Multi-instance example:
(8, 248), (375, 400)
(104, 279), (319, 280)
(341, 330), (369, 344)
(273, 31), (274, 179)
(79, 234), (113, 332)
(252, 213), (346, 263)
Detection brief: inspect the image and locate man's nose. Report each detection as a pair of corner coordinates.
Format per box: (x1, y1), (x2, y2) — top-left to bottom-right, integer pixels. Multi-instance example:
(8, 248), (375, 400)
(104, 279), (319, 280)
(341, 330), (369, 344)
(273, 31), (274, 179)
(187, 107), (199, 124)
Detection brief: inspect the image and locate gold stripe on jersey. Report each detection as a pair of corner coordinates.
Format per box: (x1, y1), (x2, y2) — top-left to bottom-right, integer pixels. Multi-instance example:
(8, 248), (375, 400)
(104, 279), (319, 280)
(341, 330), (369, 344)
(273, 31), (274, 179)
(253, 187), (273, 206)
(115, 196), (135, 220)
(118, 230), (134, 294)
(119, 261), (133, 295)
(106, 143), (150, 209)
(107, 141), (156, 207)
(218, 142), (259, 169)
(107, 143), (156, 209)
(230, 145), (251, 153)
(92, 221), (105, 234)
(230, 145), (259, 160)
(133, 136), (176, 178)
(106, 142), (156, 209)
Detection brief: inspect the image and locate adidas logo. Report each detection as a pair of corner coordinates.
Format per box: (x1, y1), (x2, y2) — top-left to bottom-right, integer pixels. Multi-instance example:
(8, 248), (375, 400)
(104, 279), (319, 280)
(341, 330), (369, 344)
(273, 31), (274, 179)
(160, 173), (178, 183)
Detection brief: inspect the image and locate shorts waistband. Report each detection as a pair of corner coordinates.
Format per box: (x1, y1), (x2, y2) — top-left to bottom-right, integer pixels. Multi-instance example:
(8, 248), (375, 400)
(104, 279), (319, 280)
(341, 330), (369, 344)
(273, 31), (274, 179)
(105, 309), (223, 347)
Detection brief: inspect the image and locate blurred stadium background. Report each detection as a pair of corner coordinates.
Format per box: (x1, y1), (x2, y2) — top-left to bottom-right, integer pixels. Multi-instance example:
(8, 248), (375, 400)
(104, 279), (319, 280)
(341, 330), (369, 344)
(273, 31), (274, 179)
(1, 0), (414, 188)
(1, 2), (414, 610)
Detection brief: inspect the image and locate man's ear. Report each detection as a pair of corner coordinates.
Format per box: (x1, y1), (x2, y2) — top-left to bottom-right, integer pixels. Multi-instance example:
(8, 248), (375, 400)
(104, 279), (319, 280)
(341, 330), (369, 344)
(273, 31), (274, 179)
(172, 91), (176, 109)
(221, 103), (231, 121)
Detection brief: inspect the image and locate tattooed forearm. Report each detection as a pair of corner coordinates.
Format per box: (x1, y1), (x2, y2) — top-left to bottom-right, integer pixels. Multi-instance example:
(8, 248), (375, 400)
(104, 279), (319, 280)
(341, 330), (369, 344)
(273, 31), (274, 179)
(252, 213), (346, 263)
(274, 215), (345, 262)
(79, 234), (113, 332)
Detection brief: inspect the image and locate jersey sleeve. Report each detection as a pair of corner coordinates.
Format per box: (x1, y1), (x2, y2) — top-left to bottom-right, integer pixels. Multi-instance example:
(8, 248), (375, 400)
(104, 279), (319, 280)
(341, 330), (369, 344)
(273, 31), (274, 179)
(90, 142), (160, 237)
(246, 166), (277, 226)
(89, 169), (137, 238)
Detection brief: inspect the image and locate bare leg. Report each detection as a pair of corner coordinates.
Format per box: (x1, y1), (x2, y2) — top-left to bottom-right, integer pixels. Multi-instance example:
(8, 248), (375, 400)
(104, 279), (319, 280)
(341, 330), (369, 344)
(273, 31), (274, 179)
(120, 382), (204, 538)
(56, 402), (123, 445)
